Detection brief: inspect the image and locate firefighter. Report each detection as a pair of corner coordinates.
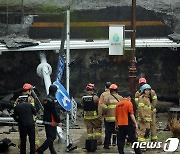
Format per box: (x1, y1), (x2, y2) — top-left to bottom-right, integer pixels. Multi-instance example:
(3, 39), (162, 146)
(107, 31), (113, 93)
(137, 84), (152, 147)
(103, 84), (123, 149)
(13, 83), (37, 154)
(14, 83), (40, 150)
(99, 82), (116, 145)
(135, 78), (147, 104)
(82, 83), (102, 145)
(99, 82), (112, 107)
(98, 82), (111, 124)
(135, 78), (158, 141)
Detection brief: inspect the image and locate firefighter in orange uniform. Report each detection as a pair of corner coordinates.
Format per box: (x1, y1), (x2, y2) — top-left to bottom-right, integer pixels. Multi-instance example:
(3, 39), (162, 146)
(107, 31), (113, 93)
(102, 84), (123, 149)
(82, 83), (102, 145)
(137, 84), (152, 146)
(135, 78), (158, 141)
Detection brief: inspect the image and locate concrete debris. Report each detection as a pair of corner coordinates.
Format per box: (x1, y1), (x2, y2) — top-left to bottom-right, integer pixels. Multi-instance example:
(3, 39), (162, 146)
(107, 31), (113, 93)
(0, 34), (39, 49)
(0, 15), (34, 37)
(168, 32), (180, 43)
(0, 14), (38, 49)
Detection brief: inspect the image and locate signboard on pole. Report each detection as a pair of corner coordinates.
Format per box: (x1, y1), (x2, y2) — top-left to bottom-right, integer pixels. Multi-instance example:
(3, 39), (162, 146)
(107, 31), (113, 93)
(109, 25), (124, 55)
(53, 81), (72, 111)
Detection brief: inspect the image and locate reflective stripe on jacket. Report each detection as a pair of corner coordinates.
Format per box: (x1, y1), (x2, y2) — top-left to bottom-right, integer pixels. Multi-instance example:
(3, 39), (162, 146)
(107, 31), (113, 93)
(137, 95), (152, 122)
(103, 93), (123, 122)
(98, 90), (110, 117)
(84, 111), (98, 120)
(82, 93), (99, 120)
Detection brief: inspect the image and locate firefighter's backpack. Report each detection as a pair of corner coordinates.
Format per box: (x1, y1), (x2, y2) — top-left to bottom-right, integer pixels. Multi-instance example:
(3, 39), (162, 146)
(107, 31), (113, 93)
(85, 139), (97, 152)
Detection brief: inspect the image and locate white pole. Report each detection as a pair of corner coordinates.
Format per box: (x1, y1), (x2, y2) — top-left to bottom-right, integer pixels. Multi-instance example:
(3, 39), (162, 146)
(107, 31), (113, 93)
(37, 53), (52, 94)
(66, 8), (70, 147)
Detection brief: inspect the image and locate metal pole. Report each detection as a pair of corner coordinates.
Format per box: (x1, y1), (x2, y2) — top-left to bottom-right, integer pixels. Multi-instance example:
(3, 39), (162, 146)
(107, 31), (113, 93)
(129, 0), (137, 97)
(66, 8), (70, 147)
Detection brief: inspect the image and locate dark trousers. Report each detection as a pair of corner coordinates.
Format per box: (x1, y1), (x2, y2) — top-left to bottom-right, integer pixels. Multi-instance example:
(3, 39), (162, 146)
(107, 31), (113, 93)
(117, 125), (142, 154)
(104, 120), (115, 147)
(37, 125), (57, 154)
(19, 124), (35, 154)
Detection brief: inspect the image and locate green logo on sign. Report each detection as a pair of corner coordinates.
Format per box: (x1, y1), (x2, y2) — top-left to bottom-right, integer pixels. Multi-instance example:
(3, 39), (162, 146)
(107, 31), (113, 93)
(113, 33), (119, 42)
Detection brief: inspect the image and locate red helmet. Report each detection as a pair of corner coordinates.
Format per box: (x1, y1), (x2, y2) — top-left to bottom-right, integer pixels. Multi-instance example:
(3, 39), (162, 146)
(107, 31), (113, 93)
(109, 84), (118, 90)
(86, 83), (94, 90)
(23, 83), (33, 90)
(139, 78), (147, 84)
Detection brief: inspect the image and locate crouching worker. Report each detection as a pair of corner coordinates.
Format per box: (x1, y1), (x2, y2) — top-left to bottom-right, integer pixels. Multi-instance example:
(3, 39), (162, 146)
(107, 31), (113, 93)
(115, 91), (142, 154)
(13, 93), (36, 154)
(37, 85), (62, 154)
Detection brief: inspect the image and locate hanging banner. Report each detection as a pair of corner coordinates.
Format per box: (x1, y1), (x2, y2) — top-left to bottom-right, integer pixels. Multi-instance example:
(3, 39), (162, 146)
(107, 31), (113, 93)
(56, 56), (65, 82)
(109, 25), (125, 55)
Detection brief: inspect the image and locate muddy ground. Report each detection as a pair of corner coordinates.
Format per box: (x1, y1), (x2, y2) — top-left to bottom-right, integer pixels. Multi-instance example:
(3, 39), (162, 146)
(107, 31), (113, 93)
(0, 101), (180, 154)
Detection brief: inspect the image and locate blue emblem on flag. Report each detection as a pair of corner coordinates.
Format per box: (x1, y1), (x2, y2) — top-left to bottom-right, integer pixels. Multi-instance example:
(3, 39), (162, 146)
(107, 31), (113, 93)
(53, 81), (72, 111)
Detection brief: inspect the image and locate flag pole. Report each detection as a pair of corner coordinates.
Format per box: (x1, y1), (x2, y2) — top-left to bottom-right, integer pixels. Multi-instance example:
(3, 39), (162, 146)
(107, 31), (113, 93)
(66, 7), (70, 148)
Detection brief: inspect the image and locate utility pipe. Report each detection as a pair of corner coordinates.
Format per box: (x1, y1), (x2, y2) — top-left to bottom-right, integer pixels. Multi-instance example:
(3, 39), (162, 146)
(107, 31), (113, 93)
(37, 53), (52, 94)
